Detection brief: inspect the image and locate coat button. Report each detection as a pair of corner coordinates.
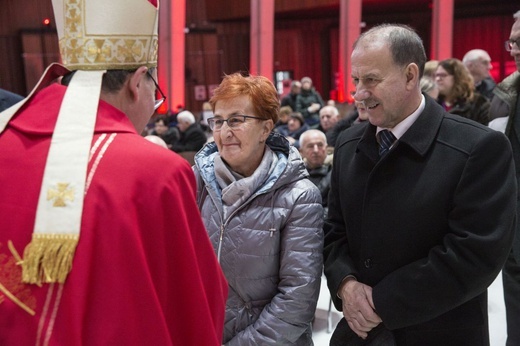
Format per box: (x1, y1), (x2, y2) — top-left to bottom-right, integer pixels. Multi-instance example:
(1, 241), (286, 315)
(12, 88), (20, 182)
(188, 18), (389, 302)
(364, 258), (372, 268)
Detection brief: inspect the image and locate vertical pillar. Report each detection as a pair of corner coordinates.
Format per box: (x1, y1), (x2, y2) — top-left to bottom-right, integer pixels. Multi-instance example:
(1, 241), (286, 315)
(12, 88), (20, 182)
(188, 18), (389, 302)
(430, 0), (453, 60)
(158, 0), (185, 114)
(250, 0), (274, 80)
(339, 0), (362, 103)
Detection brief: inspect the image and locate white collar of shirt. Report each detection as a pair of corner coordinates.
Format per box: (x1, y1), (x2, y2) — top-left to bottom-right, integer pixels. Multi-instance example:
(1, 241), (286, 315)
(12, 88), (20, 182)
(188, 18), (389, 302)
(376, 94), (425, 140)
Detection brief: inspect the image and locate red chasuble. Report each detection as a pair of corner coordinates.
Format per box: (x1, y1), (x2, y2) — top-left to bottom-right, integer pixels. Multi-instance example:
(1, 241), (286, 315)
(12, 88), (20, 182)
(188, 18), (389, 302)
(0, 83), (227, 345)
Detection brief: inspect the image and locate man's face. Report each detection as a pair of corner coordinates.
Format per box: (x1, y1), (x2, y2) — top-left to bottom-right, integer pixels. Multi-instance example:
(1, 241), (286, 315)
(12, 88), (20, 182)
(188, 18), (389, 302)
(177, 120), (189, 133)
(319, 109), (338, 132)
(154, 120), (168, 135)
(467, 55), (492, 83)
(300, 132), (327, 169)
(288, 117), (301, 132)
(291, 83), (301, 95)
(510, 20), (520, 72)
(351, 41), (412, 129)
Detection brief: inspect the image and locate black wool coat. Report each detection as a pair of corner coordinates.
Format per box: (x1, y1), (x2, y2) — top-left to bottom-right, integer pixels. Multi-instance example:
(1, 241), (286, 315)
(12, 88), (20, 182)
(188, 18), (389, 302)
(324, 95), (517, 345)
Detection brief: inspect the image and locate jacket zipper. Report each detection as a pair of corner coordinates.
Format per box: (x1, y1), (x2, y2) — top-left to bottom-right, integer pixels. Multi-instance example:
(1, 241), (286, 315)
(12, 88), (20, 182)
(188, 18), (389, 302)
(217, 223), (224, 262)
(204, 172), (277, 263)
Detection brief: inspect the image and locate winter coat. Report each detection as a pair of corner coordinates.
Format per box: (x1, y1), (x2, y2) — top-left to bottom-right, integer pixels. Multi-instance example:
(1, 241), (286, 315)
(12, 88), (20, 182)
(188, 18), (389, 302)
(476, 76), (496, 100)
(438, 92), (490, 125)
(171, 123), (207, 153)
(194, 132), (324, 345)
(325, 95), (515, 344)
(489, 71), (520, 262)
(151, 126), (179, 148)
(306, 164), (332, 218)
(296, 88), (324, 125)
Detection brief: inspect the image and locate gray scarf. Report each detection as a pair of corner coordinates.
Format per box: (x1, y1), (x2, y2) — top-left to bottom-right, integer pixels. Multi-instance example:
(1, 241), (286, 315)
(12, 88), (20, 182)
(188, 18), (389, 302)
(214, 146), (277, 219)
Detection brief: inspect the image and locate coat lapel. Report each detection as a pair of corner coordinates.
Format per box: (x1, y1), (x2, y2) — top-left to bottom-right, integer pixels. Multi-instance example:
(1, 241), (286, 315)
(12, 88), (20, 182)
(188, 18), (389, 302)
(355, 95), (445, 161)
(399, 96), (445, 157)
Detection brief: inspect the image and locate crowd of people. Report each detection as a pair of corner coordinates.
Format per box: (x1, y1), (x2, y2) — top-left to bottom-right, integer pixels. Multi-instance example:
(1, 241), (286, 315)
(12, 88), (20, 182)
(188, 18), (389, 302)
(1, 0), (520, 344)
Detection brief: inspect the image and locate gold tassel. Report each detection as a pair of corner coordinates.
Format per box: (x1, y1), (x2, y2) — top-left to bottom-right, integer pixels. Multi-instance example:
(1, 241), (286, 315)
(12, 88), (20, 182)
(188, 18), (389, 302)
(21, 233), (79, 285)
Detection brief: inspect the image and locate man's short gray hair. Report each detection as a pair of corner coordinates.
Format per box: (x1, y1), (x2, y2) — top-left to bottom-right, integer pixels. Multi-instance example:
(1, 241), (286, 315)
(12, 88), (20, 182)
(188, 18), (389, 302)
(177, 110), (196, 124)
(291, 80), (302, 88)
(299, 129), (327, 148)
(319, 105), (339, 117)
(462, 49), (490, 64)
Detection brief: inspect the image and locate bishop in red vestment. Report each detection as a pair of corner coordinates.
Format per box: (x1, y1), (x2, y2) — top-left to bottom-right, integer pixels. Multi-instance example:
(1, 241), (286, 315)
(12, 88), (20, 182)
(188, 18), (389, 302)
(0, 80), (228, 345)
(0, 0), (227, 344)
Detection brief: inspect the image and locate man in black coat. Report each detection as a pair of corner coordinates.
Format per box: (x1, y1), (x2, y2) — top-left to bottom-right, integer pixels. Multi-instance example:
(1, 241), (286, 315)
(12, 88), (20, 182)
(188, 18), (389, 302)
(299, 129), (331, 218)
(280, 80), (301, 112)
(488, 11), (520, 346)
(463, 49), (496, 100)
(171, 110), (207, 153)
(295, 77), (324, 126)
(324, 24), (516, 345)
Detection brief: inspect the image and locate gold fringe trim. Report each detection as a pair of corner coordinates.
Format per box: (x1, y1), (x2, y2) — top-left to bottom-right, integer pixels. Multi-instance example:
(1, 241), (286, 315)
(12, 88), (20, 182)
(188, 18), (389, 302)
(21, 234), (79, 285)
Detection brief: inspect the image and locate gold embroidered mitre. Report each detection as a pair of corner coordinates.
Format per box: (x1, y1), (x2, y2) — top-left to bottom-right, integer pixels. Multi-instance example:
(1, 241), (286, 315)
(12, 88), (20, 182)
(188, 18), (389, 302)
(52, 0), (159, 71)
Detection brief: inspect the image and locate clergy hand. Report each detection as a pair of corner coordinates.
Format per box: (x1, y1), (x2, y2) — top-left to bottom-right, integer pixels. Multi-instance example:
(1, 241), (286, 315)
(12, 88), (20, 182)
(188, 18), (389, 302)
(338, 278), (382, 339)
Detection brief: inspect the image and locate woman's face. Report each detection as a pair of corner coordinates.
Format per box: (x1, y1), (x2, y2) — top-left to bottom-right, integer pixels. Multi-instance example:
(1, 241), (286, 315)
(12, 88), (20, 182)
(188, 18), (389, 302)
(288, 117), (301, 132)
(213, 95), (273, 177)
(435, 66), (454, 97)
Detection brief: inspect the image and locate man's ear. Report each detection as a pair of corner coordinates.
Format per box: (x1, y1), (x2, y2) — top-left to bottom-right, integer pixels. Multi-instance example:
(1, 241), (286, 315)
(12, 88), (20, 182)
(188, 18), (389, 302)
(127, 66), (149, 101)
(405, 63), (420, 90)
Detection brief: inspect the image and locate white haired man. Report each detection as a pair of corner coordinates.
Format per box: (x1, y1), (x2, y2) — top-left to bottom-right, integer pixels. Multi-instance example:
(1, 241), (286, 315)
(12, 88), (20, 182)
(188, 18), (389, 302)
(299, 129), (331, 218)
(172, 110), (208, 153)
(463, 48), (496, 100)
(318, 105), (340, 134)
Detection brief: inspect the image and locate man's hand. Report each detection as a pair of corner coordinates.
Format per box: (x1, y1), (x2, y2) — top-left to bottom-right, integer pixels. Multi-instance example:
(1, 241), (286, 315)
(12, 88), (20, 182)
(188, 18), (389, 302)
(307, 103), (321, 113)
(338, 278), (382, 339)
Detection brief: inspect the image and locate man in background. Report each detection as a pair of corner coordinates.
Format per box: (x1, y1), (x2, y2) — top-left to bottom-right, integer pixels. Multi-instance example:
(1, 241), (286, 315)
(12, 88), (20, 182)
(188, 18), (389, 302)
(299, 129), (331, 218)
(172, 110), (207, 153)
(296, 76), (325, 126)
(0, 0), (227, 344)
(317, 105), (340, 135)
(489, 10), (520, 345)
(281, 80), (301, 111)
(463, 48), (496, 100)
(151, 115), (179, 149)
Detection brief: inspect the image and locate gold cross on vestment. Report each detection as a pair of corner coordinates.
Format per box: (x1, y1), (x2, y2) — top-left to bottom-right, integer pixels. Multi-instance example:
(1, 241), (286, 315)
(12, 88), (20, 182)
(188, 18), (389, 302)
(47, 183), (75, 207)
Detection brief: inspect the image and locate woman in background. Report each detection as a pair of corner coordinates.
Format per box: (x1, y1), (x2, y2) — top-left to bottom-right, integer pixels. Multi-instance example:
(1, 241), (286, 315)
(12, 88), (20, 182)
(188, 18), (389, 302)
(435, 58), (490, 125)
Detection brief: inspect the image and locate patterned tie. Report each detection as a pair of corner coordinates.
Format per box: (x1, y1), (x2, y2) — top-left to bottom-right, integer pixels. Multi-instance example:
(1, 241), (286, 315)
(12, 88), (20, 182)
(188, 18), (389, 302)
(378, 130), (396, 156)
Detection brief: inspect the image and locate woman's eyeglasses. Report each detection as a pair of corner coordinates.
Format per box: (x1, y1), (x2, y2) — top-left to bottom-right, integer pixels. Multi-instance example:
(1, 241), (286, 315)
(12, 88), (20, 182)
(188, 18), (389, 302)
(434, 72), (450, 79)
(147, 71), (166, 110)
(207, 115), (265, 131)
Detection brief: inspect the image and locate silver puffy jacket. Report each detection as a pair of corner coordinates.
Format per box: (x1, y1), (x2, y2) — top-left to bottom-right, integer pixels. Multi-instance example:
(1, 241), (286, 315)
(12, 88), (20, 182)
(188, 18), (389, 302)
(194, 133), (324, 345)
